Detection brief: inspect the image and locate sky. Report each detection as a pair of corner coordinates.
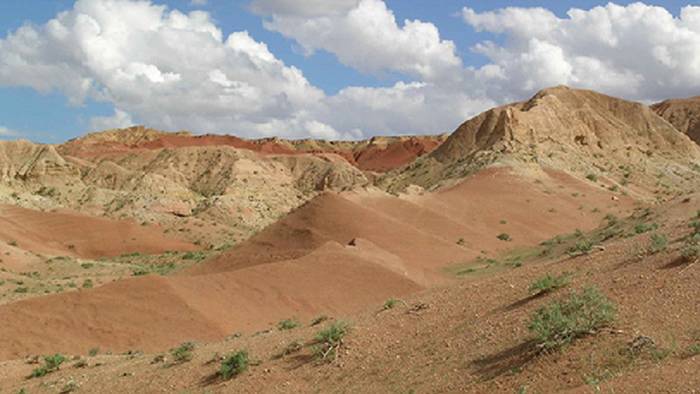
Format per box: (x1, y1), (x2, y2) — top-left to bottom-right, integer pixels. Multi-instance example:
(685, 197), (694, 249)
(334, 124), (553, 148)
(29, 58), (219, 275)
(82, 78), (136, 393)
(0, 1), (699, 143)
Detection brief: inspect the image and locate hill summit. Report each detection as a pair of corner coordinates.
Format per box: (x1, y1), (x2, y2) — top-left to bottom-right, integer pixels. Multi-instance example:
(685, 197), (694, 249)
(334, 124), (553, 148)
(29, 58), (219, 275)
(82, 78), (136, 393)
(382, 86), (700, 197)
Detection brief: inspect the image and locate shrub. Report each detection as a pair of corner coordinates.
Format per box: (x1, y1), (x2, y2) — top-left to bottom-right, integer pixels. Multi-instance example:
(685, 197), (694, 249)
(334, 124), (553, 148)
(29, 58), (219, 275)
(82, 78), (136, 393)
(383, 298), (400, 310)
(182, 251), (205, 261)
(313, 321), (350, 361)
(82, 279), (93, 289)
(648, 233), (668, 254)
(528, 274), (570, 296)
(88, 347), (99, 357)
(277, 318), (300, 331)
(528, 287), (616, 350)
(170, 342), (195, 364)
(567, 239), (593, 256)
(634, 223), (657, 234)
(497, 233), (512, 241)
(681, 238), (700, 262)
(30, 354), (66, 378)
(684, 343), (700, 358)
(219, 350), (249, 380)
(80, 263), (94, 269)
(456, 238), (465, 246)
(14, 286), (28, 293)
(585, 173), (598, 182)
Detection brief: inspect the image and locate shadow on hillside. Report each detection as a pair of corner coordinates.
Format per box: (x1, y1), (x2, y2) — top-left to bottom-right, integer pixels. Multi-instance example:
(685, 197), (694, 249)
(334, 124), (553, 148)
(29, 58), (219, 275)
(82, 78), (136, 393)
(470, 339), (539, 381)
(661, 256), (690, 270)
(283, 353), (317, 370)
(199, 372), (224, 387)
(500, 293), (544, 312)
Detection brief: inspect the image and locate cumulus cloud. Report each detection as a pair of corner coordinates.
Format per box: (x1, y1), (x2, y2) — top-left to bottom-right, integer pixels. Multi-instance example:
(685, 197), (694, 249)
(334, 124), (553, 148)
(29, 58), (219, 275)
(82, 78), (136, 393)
(462, 3), (700, 101)
(90, 108), (134, 130)
(2, 1), (700, 140)
(252, 0), (462, 80)
(0, 0), (325, 138)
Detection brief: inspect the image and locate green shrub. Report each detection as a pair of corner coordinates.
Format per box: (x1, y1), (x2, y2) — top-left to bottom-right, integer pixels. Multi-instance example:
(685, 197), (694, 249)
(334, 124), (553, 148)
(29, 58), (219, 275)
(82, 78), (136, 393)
(182, 251), (205, 261)
(219, 350), (249, 380)
(277, 318), (300, 331)
(313, 321), (349, 361)
(170, 342), (195, 364)
(14, 286), (28, 293)
(82, 279), (93, 289)
(497, 233), (512, 241)
(80, 263), (94, 269)
(684, 343), (700, 358)
(88, 347), (99, 357)
(30, 354), (66, 378)
(648, 233), (668, 254)
(383, 298), (400, 310)
(528, 287), (615, 350)
(528, 274), (570, 296)
(634, 223), (657, 234)
(585, 173), (598, 182)
(567, 239), (593, 256)
(681, 238), (700, 262)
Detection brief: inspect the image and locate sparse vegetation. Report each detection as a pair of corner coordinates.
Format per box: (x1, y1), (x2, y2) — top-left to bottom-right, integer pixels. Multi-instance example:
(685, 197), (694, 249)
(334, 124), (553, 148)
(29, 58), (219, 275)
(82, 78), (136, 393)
(182, 251), (206, 261)
(634, 222), (657, 234)
(313, 321), (350, 361)
(277, 318), (300, 331)
(456, 237), (465, 246)
(567, 239), (593, 256)
(648, 233), (667, 254)
(82, 279), (93, 289)
(585, 173), (598, 182)
(529, 287), (616, 350)
(88, 347), (99, 356)
(170, 342), (195, 364)
(528, 273), (570, 296)
(382, 298), (400, 310)
(219, 350), (249, 380)
(29, 354), (66, 378)
(497, 233), (512, 241)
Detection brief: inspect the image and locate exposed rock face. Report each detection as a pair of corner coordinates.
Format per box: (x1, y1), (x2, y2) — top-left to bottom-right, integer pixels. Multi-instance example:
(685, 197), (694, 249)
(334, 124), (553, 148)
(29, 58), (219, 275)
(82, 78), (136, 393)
(652, 96), (700, 145)
(381, 86), (700, 195)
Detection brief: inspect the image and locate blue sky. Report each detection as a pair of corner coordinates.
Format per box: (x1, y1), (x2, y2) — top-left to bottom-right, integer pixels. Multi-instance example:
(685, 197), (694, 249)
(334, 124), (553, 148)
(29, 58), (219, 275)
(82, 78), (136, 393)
(0, 0), (698, 142)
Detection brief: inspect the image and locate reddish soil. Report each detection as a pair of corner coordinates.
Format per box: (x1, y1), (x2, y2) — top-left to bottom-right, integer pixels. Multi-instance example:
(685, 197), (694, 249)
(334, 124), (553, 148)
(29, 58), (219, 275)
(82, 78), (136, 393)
(58, 129), (445, 172)
(353, 137), (442, 172)
(0, 166), (636, 362)
(0, 192), (695, 393)
(0, 205), (196, 259)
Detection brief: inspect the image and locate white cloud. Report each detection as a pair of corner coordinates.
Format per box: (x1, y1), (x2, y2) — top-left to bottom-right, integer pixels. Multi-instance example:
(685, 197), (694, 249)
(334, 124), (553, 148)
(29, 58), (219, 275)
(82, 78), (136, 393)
(2, 1), (700, 141)
(0, 0), (326, 138)
(90, 108), (134, 130)
(252, 0), (462, 81)
(462, 3), (700, 101)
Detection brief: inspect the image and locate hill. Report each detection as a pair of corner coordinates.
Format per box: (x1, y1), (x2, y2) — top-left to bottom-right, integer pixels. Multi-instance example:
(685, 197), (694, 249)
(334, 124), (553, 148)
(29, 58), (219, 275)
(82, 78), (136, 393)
(381, 86), (700, 198)
(652, 96), (700, 145)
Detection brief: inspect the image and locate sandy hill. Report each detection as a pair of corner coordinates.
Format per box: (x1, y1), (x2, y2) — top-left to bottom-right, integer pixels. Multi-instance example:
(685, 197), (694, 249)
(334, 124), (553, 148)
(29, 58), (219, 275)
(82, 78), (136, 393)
(0, 86), (698, 392)
(381, 86), (700, 197)
(0, 191), (696, 393)
(652, 96), (700, 145)
(0, 165), (636, 360)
